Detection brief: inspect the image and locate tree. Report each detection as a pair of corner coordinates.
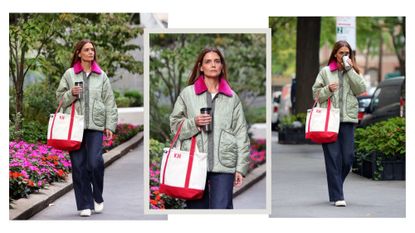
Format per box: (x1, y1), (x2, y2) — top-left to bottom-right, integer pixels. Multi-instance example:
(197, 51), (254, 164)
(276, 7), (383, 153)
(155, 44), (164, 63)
(295, 17), (321, 114)
(269, 17), (297, 76)
(9, 14), (60, 131)
(384, 17), (405, 76)
(9, 13), (143, 133)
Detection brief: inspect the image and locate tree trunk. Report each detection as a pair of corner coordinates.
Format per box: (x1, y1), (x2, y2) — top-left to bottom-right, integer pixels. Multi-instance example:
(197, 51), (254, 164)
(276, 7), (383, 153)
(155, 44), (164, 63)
(364, 38), (372, 75)
(378, 32), (383, 83)
(295, 17), (321, 114)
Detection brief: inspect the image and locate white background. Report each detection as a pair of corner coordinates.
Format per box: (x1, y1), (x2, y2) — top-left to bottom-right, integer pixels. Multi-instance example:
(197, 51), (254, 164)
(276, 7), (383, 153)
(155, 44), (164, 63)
(1, 0), (413, 232)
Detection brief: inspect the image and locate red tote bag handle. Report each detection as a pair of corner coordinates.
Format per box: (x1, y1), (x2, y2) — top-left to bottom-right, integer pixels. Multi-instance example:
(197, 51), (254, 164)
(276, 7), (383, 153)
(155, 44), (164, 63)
(161, 121), (197, 185)
(307, 95), (333, 134)
(49, 96), (77, 140)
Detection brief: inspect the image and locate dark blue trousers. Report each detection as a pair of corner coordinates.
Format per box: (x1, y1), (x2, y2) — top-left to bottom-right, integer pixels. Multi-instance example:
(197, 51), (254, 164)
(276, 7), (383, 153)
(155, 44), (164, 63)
(322, 123), (355, 202)
(186, 172), (234, 209)
(70, 130), (104, 210)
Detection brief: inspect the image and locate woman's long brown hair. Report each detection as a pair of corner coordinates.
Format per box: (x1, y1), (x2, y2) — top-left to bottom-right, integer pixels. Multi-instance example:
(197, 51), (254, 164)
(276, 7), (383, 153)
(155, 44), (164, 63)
(327, 40), (360, 74)
(188, 47), (228, 85)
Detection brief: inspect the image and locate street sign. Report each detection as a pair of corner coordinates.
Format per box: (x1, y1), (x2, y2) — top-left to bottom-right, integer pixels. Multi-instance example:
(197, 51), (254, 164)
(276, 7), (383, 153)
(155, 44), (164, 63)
(336, 17), (356, 50)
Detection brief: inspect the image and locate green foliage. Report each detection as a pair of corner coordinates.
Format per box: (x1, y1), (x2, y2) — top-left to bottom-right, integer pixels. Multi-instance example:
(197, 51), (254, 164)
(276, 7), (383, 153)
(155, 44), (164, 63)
(150, 103), (173, 143)
(9, 13), (143, 131)
(149, 138), (166, 165)
(23, 81), (57, 124)
(279, 113), (307, 128)
(124, 90), (143, 107)
(269, 17), (297, 76)
(245, 106), (266, 125)
(355, 117), (405, 158)
(9, 117), (48, 144)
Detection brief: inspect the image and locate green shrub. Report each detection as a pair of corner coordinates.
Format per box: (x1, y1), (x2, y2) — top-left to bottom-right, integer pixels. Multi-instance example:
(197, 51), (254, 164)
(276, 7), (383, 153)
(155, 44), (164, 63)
(279, 113), (307, 128)
(115, 90), (143, 107)
(355, 117), (405, 158)
(9, 114), (47, 144)
(115, 96), (131, 107)
(23, 81), (57, 124)
(245, 106), (266, 125)
(124, 90), (143, 107)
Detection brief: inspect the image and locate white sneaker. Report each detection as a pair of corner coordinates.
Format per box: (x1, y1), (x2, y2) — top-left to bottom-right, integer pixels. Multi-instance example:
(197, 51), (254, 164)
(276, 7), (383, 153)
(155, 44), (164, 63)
(94, 201), (104, 213)
(334, 200), (347, 207)
(80, 209), (91, 217)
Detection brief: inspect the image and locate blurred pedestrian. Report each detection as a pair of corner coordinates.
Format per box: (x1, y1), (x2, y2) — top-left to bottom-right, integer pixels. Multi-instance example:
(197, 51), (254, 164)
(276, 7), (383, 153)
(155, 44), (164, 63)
(56, 39), (118, 216)
(312, 40), (366, 207)
(170, 48), (250, 209)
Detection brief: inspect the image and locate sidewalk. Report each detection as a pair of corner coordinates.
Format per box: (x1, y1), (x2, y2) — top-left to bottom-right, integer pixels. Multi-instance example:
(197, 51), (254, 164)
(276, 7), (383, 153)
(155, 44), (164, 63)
(9, 132), (144, 220)
(30, 142), (165, 220)
(270, 132), (405, 217)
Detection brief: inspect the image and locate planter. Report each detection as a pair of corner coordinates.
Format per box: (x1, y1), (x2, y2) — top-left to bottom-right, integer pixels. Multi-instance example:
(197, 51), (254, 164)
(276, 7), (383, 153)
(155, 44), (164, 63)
(278, 127), (314, 144)
(358, 152), (405, 180)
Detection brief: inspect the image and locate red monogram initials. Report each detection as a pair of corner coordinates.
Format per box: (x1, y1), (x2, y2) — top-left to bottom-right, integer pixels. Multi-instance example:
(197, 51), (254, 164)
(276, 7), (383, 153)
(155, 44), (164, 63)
(316, 109), (321, 113)
(174, 153), (181, 159)
(59, 115), (65, 120)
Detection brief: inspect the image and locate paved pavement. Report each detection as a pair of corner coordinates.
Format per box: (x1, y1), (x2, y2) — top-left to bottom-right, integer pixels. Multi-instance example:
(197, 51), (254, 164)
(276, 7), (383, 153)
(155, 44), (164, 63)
(271, 132), (405, 218)
(234, 176), (266, 209)
(31, 143), (166, 220)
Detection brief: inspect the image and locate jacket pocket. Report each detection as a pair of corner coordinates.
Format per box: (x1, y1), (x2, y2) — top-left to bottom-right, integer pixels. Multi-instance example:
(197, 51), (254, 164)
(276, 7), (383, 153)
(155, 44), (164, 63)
(218, 129), (237, 168)
(345, 93), (358, 118)
(92, 99), (105, 127)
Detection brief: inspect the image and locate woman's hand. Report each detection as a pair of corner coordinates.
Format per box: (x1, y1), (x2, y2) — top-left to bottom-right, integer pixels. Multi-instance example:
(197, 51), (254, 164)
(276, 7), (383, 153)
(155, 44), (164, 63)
(104, 129), (113, 140)
(194, 114), (212, 127)
(234, 172), (243, 187)
(71, 86), (82, 97)
(328, 83), (338, 92)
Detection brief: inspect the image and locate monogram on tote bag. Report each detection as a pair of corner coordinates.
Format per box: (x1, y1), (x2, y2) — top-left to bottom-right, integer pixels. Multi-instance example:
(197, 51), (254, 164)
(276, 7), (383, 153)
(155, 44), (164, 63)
(47, 98), (84, 151)
(305, 97), (340, 144)
(159, 122), (207, 200)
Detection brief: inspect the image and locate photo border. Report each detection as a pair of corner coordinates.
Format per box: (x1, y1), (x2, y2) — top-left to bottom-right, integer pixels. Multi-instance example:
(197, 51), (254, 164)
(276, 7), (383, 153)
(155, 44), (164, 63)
(143, 28), (272, 215)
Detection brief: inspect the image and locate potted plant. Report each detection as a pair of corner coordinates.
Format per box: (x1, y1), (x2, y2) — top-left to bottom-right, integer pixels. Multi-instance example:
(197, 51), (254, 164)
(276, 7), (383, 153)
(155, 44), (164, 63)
(278, 113), (313, 144)
(354, 117), (405, 180)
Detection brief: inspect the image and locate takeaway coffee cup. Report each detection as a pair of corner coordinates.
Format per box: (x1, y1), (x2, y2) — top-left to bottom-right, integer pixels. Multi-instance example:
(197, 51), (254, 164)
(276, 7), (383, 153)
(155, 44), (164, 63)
(74, 81), (83, 99)
(200, 107), (212, 132)
(342, 55), (351, 69)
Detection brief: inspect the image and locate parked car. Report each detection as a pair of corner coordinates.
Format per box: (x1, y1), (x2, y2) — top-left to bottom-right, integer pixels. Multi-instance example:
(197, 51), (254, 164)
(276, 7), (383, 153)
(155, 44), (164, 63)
(359, 76), (405, 127)
(357, 95), (372, 122)
(271, 91), (281, 131)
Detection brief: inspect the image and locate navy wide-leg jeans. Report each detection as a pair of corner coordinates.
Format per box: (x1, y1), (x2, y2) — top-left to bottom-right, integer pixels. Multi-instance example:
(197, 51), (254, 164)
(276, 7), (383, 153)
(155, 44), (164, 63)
(322, 123), (355, 202)
(186, 172), (234, 209)
(70, 130), (104, 210)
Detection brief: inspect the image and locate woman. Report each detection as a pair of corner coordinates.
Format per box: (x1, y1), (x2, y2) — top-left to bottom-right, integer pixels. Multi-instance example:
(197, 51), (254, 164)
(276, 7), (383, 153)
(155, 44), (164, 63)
(56, 39), (118, 216)
(312, 40), (366, 207)
(170, 48), (250, 209)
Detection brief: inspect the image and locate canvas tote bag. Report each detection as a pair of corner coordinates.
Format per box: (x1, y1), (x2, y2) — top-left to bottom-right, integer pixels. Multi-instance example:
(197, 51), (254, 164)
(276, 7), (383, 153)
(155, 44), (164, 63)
(159, 122), (207, 200)
(305, 97), (340, 143)
(47, 98), (84, 151)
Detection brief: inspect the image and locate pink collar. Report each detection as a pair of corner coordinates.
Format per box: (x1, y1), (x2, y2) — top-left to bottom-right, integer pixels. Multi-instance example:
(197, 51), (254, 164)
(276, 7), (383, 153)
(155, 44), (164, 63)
(73, 61), (102, 75)
(194, 75), (233, 97)
(329, 60), (341, 72)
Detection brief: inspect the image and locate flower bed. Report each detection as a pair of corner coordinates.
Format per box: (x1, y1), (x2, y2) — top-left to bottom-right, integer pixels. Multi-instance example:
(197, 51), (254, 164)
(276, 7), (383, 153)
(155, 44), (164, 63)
(249, 138), (266, 172)
(10, 123), (143, 202)
(9, 141), (71, 201)
(103, 124), (143, 151)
